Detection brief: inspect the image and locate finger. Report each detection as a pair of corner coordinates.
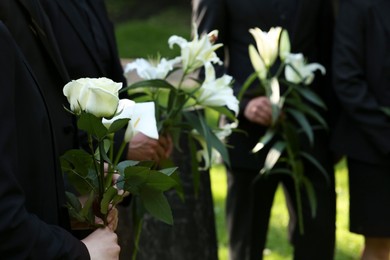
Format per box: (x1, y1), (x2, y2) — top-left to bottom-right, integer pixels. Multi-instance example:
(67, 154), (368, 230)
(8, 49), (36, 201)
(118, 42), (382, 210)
(155, 143), (167, 160)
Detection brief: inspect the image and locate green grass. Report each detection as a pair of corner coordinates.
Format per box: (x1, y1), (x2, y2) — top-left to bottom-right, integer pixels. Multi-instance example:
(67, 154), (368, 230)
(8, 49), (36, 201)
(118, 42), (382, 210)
(115, 8), (191, 59)
(210, 159), (363, 260)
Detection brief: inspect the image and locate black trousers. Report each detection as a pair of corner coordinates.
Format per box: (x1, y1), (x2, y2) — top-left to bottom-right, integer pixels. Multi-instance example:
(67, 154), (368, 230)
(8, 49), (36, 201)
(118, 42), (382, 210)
(227, 136), (336, 260)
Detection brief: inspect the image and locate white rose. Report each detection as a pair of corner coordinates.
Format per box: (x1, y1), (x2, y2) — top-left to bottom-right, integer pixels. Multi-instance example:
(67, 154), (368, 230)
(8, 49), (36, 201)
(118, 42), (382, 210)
(63, 77), (122, 118)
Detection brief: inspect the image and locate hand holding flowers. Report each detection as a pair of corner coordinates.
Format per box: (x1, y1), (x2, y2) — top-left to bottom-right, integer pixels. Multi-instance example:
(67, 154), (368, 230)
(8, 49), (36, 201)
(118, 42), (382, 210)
(61, 77), (180, 227)
(122, 25), (239, 174)
(242, 27), (328, 233)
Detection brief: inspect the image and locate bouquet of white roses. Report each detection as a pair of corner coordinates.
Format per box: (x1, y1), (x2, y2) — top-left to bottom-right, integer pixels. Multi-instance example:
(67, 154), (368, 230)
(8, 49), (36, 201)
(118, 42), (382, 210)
(61, 77), (180, 227)
(241, 27), (329, 233)
(122, 25), (239, 177)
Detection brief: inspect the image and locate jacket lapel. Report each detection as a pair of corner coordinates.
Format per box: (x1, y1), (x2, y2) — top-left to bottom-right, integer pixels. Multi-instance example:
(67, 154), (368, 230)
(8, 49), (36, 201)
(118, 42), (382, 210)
(54, 0), (105, 75)
(17, 0), (70, 83)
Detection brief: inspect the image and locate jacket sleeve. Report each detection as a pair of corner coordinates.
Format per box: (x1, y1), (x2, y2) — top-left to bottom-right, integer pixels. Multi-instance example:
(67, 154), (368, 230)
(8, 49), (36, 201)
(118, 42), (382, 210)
(0, 21), (90, 260)
(332, 0), (390, 155)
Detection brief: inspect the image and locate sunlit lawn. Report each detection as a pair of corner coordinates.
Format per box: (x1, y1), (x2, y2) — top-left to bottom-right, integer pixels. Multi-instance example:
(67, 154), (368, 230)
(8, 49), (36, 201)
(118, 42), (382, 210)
(210, 159), (363, 260)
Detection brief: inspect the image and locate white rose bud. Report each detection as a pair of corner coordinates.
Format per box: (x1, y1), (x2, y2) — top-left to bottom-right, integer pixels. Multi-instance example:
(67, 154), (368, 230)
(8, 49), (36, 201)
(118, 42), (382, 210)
(63, 77), (122, 118)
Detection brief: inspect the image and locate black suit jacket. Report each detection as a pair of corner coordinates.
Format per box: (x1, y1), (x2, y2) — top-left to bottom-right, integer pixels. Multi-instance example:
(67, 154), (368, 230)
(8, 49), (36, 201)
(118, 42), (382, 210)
(0, 0), (77, 157)
(332, 0), (390, 164)
(40, 0), (126, 86)
(193, 0), (337, 170)
(0, 21), (89, 259)
(40, 0), (128, 158)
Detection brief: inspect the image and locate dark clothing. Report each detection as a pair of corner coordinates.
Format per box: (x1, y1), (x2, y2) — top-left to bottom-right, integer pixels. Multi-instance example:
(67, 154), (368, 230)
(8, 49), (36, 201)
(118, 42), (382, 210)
(39, 0), (131, 256)
(0, 0), (76, 157)
(0, 21), (89, 259)
(347, 158), (390, 236)
(193, 0), (337, 259)
(40, 0), (126, 86)
(332, 0), (390, 165)
(332, 0), (390, 235)
(40, 0), (128, 158)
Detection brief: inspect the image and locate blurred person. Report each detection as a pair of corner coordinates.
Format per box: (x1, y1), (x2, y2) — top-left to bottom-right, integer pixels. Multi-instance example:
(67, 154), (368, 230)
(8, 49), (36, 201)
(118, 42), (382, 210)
(332, 0), (390, 259)
(193, 0), (338, 259)
(0, 19), (119, 259)
(38, 0), (172, 258)
(39, 0), (172, 164)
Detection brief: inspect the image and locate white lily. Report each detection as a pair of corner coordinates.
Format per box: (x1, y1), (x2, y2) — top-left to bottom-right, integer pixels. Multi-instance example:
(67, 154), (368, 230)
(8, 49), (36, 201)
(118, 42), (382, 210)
(248, 44), (267, 80)
(279, 29), (291, 61)
(192, 122), (237, 170)
(124, 57), (181, 80)
(197, 62), (239, 115)
(168, 24), (223, 72)
(102, 99), (159, 143)
(284, 53), (326, 85)
(249, 27), (282, 68)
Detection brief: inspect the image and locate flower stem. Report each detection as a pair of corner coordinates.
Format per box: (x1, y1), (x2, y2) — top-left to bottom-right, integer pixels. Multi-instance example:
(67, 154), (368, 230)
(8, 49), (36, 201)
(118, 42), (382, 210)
(98, 141), (108, 226)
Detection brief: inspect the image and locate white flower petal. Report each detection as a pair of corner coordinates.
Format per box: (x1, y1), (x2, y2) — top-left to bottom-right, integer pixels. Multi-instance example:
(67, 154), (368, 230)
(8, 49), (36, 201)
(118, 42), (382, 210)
(130, 102), (159, 140)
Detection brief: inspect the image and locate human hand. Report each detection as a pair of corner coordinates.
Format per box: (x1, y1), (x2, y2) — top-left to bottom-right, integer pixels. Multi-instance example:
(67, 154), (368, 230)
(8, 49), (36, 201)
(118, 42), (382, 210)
(159, 134), (173, 158)
(244, 96), (273, 126)
(126, 133), (166, 163)
(94, 206), (118, 231)
(82, 227), (120, 260)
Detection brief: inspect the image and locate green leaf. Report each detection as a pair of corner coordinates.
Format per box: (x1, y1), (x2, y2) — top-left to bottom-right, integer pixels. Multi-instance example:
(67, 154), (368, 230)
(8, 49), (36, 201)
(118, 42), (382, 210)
(283, 121), (301, 154)
(107, 118), (129, 134)
(116, 160), (140, 175)
(296, 87), (327, 109)
(287, 108), (314, 145)
(81, 191), (95, 223)
(268, 168), (294, 176)
(207, 106), (236, 122)
(95, 139), (112, 164)
(65, 192), (85, 222)
(261, 141), (286, 174)
(381, 106), (390, 116)
(120, 79), (177, 94)
(185, 111), (231, 167)
(61, 149), (94, 177)
(145, 170), (178, 191)
(238, 72), (258, 101)
(300, 151), (330, 183)
(121, 166), (151, 195)
(158, 167), (178, 176)
(61, 149), (95, 195)
(65, 191), (82, 213)
(140, 187), (173, 225)
(252, 129), (276, 153)
(100, 186), (119, 215)
(78, 113), (108, 140)
(286, 99), (328, 129)
(302, 176), (318, 218)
